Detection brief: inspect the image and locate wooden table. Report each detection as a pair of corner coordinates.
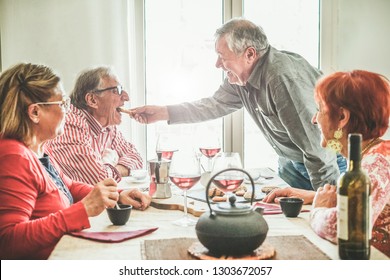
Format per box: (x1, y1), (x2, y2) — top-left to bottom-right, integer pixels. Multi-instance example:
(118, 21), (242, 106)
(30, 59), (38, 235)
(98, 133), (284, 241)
(48, 169), (389, 260)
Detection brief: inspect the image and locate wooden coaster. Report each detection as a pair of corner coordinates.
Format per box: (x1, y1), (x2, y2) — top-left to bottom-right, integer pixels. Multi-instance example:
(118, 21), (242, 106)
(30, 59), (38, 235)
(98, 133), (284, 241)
(188, 241), (275, 260)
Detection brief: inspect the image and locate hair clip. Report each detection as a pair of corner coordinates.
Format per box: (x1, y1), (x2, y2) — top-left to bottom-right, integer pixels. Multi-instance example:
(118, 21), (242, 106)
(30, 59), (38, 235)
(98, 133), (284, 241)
(16, 75), (35, 96)
(17, 76), (27, 87)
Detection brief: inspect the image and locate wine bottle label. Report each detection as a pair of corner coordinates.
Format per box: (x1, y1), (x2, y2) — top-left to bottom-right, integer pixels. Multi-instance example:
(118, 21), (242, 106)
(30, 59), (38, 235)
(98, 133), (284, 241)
(337, 194), (348, 240)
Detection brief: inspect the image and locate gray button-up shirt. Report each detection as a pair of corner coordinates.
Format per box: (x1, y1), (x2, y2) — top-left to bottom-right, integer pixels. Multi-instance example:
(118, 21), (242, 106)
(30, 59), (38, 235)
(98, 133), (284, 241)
(167, 46), (340, 190)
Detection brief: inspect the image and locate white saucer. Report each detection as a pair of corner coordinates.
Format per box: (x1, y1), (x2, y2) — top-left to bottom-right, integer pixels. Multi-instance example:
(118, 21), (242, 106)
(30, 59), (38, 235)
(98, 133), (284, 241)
(244, 177), (265, 184)
(128, 177), (148, 183)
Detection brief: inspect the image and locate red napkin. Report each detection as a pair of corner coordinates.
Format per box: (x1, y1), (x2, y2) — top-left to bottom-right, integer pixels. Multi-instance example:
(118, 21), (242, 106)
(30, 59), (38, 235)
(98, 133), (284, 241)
(69, 227), (158, 243)
(254, 202), (310, 215)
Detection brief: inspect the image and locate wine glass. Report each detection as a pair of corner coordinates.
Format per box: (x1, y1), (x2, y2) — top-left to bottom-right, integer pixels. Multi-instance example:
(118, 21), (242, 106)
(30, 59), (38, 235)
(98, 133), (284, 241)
(211, 152), (244, 204)
(156, 133), (178, 160)
(199, 136), (221, 172)
(169, 150), (201, 226)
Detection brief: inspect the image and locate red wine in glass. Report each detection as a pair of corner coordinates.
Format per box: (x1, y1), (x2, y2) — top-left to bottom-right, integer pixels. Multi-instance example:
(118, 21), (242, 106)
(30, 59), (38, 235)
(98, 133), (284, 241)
(156, 149), (178, 160)
(199, 147), (221, 158)
(169, 175), (201, 190)
(169, 150), (201, 226)
(213, 177), (243, 193)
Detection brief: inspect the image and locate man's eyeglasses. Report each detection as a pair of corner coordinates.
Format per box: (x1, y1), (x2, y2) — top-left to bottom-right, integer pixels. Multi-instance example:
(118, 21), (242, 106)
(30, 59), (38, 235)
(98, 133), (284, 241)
(34, 98), (71, 112)
(92, 85), (124, 95)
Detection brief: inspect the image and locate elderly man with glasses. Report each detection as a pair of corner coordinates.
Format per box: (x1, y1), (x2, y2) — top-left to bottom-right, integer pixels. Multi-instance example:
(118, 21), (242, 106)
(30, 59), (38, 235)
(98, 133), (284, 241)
(44, 66), (150, 210)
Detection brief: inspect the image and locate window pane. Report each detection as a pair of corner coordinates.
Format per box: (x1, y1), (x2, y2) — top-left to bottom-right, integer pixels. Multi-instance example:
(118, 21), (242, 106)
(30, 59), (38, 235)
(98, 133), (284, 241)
(243, 0), (320, 170)
(145, 0), (223, 160)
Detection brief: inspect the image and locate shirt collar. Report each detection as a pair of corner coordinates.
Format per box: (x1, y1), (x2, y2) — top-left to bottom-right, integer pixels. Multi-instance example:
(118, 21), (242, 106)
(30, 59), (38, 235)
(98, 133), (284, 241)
(246, 46), (271, 91)
(78, 107), (111, 136)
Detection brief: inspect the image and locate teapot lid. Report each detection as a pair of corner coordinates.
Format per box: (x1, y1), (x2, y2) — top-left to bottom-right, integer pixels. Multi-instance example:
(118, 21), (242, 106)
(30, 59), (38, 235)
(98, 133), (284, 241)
(212, 195), (253, 216)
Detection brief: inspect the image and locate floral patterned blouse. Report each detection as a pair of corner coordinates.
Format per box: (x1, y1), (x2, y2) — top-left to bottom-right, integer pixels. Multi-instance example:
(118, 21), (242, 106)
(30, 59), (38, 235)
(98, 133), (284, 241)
(310, 140), (390, 257)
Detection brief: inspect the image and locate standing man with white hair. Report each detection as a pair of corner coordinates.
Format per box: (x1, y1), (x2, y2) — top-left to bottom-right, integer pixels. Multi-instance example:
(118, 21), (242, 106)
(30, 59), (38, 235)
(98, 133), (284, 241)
(130, 18), (346, 191)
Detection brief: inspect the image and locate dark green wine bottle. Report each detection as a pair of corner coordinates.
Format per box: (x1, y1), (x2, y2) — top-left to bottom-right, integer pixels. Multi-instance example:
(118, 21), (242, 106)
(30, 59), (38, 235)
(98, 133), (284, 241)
(337, 133), (371, 259)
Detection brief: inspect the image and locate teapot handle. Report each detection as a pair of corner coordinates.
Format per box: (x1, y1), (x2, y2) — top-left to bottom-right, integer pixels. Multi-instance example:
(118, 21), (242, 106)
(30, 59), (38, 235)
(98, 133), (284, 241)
(205, 168), (255, 213)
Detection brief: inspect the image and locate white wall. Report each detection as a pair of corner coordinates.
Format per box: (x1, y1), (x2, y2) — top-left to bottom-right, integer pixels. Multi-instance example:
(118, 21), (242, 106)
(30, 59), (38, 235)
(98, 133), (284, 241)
(321, 0), (390, 139)
(321, 0), (390, 77)
(0, 0), (147, 149)
(0, 0), (131, 91)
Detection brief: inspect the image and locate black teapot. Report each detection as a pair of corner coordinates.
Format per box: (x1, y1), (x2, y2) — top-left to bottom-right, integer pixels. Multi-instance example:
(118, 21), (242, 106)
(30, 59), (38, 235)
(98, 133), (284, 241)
(195, 168), (268, 256)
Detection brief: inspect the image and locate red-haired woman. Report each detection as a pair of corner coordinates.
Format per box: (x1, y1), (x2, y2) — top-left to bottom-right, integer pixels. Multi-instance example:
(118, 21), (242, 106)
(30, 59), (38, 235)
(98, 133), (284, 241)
(264, 70), (390, 257)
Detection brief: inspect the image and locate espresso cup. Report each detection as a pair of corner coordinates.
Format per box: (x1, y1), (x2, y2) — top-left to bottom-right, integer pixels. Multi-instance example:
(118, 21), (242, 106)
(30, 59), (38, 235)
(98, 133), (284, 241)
(279, 197), (304, 218)
(106, 204), (132, 225)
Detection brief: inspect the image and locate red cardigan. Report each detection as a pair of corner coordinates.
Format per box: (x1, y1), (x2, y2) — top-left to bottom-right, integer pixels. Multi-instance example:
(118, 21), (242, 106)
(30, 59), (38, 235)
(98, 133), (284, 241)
(0, 139), (92, 259)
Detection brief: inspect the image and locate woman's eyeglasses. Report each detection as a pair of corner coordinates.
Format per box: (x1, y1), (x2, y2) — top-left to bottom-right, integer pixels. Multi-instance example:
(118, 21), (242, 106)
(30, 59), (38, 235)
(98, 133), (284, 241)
(34, 98), (71, 112)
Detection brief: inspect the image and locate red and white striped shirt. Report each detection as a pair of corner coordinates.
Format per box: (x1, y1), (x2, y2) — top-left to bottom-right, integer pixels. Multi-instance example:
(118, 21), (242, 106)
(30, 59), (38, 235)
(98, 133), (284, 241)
(44, 105), (143, 185)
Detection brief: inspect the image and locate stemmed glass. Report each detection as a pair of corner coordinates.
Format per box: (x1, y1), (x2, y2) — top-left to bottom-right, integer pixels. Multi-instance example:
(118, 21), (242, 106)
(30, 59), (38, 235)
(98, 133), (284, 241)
(211, 152), (244, 204)
(199, 136), (221, 172)
(169, 150), (201, 226)
(156, 133), (178, 160)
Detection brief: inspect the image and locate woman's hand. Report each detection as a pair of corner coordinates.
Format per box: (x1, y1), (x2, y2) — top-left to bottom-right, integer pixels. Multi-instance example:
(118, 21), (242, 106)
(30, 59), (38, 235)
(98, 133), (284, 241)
(81, 178), (119, 217)
(312, 184), (337, 208)
(262, 186), (315, 205)
(119, 188), (151, 210)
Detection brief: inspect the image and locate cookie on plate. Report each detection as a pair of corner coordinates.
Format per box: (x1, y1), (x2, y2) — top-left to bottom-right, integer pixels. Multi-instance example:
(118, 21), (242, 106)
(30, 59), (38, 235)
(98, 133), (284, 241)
(261, 186), (280, 194)
(208, 187), (224, 198)
(235, 190), (246, 196)
(212, 196), (227, 202)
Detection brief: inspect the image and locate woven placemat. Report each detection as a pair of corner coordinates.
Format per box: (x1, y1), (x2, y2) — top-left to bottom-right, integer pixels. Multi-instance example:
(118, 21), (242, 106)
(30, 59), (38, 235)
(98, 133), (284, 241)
(141, 235), (330, 260)
(188, 241), (275, 260)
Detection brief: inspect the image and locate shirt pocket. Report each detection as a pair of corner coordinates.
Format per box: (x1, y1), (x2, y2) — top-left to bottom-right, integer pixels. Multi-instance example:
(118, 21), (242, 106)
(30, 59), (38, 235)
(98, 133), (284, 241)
(258, 108), (285, 133)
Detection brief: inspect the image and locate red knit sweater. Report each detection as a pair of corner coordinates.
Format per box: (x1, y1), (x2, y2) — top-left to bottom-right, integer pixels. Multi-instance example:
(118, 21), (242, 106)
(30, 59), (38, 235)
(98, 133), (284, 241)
(0, 139), (92, 259)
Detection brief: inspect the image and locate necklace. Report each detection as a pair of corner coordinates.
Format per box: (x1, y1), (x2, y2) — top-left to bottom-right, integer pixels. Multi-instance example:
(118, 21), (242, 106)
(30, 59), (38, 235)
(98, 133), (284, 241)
(361, 138), (382, 155)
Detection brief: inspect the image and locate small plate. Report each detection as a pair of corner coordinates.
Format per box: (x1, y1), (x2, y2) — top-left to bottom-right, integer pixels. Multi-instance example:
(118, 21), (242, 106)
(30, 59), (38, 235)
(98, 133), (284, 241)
(131, 169), (148, 180)
(122, 176), (148, 184)
(244, 176), (266, 184)
(129, 177), (148, 183)
(244, 168), (271, 184)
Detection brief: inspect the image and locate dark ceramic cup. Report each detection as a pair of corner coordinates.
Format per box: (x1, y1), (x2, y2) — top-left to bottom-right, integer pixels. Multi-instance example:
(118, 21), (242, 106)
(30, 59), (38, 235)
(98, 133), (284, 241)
(106, 204), (132, 225)
(279, 197), (304, 217)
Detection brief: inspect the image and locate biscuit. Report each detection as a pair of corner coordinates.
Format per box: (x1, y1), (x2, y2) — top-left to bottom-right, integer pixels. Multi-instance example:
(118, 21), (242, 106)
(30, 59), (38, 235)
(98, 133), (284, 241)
(208, 187), (224, 198)
(243, 191), (253, 200)
(208, 187), (216, 197)
(235, 190), (245, 196)
(234, 184), (247, 193)
(212, 196), (227, 202)
(261, 186), (280, 194)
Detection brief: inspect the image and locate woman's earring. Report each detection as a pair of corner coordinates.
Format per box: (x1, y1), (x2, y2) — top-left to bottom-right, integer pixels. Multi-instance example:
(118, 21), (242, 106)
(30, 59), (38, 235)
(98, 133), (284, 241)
(326, 128), (343, 153)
